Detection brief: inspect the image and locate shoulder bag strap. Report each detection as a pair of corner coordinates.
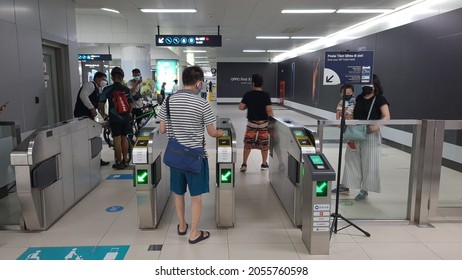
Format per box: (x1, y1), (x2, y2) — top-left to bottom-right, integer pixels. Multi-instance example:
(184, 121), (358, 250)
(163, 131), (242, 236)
(366, 97), (376, 120)
(165, 95), (175, 139)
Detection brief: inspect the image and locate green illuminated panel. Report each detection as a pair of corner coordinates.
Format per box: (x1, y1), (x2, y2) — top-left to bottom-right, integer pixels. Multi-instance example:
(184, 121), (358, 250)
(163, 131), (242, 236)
(136, 169), (149, 184)
(220, 168), (232, 184)
(293, 130), (304, 137)
(309, 155), (324, 165)
(316, 181), (328, 197)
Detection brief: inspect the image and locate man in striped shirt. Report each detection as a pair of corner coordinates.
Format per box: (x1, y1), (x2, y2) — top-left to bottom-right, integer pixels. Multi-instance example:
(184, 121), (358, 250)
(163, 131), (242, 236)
(158, 66), (223, 244)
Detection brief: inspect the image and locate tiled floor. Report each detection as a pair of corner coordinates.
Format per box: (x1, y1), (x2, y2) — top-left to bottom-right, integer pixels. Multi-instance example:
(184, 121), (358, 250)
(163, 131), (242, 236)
(1, 103), (462, 260)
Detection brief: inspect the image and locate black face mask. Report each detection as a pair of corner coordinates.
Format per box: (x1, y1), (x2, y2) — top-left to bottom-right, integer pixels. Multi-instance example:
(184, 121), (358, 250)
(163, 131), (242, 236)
(344, 95), (353, 101)
(361, 86), (374, 95)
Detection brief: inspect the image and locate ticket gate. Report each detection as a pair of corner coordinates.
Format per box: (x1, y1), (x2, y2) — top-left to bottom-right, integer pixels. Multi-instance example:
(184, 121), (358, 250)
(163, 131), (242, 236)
(215, 118), (237, 228)
(269, 117), (319, 227)
(10, 118), (102, 230)
(132, 118), (170, 229)
(301, 153), (336, 255)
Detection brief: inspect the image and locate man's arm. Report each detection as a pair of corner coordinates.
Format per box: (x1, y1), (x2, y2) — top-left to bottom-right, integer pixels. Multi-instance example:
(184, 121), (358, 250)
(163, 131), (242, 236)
(80, 83), (97, 117)
(98, 102), (107, 120)
(160, 120), (166, 134)
(239, 103), (247, 110)
(206, 124), (224, 138)
(266, 105), (273, 118)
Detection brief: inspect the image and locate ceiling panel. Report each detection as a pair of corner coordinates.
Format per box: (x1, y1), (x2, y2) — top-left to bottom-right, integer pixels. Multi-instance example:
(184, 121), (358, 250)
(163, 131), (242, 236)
(74, 0), (428, 65)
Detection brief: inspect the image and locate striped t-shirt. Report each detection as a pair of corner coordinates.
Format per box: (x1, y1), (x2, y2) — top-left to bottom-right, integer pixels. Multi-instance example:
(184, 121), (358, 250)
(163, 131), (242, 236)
(158, 89), (216, 151)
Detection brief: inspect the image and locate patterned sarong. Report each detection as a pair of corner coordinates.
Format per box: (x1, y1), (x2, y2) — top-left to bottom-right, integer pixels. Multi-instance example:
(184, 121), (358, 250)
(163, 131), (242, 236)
(244, 120), (269, 150)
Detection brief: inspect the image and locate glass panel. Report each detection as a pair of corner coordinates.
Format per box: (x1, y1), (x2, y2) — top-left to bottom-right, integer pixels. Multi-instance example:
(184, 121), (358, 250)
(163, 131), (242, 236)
(439, 129), (462, 208)
(321, 123), (415, 220)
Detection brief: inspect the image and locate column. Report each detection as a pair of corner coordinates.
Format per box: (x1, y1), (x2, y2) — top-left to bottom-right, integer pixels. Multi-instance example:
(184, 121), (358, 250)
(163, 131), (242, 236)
(120, 44), (151, 80)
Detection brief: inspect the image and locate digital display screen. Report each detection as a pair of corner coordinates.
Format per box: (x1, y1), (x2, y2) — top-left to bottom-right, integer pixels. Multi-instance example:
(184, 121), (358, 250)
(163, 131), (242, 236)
(293, 130), (305, 137)
(309, 155), (324, 165)
(222, 130), (229, 137)
(219, 139), (230, 146)
(136, 140), (148, 147)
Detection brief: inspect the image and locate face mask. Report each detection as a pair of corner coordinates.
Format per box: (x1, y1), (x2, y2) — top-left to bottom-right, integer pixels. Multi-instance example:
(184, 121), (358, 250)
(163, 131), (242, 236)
(99, 80), (107, 88)
(344, 95), (353, 101)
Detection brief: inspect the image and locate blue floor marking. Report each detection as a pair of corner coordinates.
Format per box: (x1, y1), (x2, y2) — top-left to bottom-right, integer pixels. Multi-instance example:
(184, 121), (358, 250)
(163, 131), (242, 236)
(106, 174), (133, 180)
(17, 245), (130, 260)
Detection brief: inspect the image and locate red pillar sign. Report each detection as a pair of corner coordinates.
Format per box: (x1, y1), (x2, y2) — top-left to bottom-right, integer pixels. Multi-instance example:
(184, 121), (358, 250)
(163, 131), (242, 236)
(279, 80), (285, 105)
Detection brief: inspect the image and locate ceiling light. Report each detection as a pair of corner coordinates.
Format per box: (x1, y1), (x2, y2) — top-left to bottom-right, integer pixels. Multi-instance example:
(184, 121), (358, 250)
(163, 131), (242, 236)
(266, 50), (289, 53)
(336, 9), (394, 13)
(183, 50), (206, 53)
(195, 61), (210, 63)
(194, 56), (208, 59)
(101, 8), (119, 14)
(243, 50), (266, 53)
(281, 9), (336, 14)
(256, 36), (290, 39)
(140, 9), (197, 13)
(291, 36), (324, 39)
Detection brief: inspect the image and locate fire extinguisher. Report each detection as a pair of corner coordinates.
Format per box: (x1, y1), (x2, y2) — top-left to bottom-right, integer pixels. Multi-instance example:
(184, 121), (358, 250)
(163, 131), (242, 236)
(279, 80), (285, 105)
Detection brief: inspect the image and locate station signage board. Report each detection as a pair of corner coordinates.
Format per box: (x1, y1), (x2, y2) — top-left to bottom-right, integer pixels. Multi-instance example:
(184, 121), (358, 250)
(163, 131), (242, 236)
(78, 54), (112, 61)
(156, 35), (222, 47)
(323, 51), (374, 85)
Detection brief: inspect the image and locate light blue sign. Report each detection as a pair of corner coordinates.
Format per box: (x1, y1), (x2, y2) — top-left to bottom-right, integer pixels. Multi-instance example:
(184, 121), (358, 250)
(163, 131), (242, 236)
(106, 174), (133, 180)
(17, 245), (130, 260)
(323, 51), (374, 85)
(105, 206), (124, 212)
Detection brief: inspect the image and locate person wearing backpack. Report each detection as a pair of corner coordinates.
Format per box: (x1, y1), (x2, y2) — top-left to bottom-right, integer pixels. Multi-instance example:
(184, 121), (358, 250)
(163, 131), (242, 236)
(74, 71), (110, 166)
(98, 67), (134, 170)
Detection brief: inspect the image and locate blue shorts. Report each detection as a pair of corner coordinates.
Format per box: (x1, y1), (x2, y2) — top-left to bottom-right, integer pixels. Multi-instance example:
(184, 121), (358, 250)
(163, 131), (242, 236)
(170, 158), (210, 196)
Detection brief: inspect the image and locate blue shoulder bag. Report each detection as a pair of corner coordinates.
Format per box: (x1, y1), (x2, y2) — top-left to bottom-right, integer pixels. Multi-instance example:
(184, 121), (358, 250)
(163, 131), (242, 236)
(162, 95), (204, 173)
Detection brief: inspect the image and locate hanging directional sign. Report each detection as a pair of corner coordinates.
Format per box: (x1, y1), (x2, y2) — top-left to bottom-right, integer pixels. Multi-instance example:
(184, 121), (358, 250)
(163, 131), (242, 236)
(156, 35), (222, 47)
(78, 54), (112, 61)
(323, 51), (374, 85)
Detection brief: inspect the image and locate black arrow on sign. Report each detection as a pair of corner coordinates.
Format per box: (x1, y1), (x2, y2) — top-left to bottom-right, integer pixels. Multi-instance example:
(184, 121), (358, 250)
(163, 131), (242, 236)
(325, 75), (334, 83)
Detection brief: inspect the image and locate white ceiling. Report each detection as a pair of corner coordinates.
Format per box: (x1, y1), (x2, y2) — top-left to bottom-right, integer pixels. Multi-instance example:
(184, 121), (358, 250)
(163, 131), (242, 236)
(74, 0), (421, 66)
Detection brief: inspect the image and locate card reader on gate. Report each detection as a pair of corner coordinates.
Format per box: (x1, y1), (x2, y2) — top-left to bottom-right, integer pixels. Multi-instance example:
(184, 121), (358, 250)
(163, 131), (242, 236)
(291, 128), (316, 154)
(217, 129), (232, 163)
(308, 154), (327, 170)
(132, 136), (149, 164)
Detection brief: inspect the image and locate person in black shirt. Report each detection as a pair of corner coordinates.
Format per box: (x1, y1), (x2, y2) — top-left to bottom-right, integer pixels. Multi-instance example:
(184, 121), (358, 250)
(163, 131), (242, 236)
(239, 74), (273, 172)
(335, 74), (390, 200)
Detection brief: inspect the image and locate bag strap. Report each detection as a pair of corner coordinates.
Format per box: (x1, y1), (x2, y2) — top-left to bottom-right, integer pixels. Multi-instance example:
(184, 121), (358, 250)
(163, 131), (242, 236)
(366, 97), (376, 120)
(165, 95), (175, 139)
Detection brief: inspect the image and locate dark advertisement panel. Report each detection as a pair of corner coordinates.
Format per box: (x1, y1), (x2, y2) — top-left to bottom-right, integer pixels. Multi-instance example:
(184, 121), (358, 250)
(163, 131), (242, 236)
(156, 35), (222, 47)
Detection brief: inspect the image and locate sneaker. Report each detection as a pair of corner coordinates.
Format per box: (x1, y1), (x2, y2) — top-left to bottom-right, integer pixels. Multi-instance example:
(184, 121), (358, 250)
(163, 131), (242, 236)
(332, 184), (350, 194)
(347, 141), (356, 150)
(122, 160), (130, 167)
(240, 163), (247, 173)
(261, 163), (269, 170)
(355, 190), (368, 201)
(112, 162), (125, 170)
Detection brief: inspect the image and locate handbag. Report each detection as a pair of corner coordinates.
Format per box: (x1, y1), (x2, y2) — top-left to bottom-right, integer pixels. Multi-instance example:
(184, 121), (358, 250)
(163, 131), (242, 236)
(343, 97), (376, 141)
(162, 95), (204, 173)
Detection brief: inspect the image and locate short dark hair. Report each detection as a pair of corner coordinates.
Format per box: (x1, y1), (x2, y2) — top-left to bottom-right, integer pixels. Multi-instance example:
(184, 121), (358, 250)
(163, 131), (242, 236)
(252, 74), (263, 87)
(93, 71), (106, 80)
(182, 66), (204, 86)
(111, 67), (124, 79)
(340, 84), (354, 93)
(132, 68), (140, 75)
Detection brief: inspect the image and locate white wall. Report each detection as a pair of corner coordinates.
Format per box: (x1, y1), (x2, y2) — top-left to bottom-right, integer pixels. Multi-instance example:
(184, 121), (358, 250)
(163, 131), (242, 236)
(0, 0), (79, 132)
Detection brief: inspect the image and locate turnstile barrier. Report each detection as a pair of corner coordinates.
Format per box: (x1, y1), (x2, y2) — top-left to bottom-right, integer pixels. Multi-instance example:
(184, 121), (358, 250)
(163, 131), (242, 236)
(216, 118), (236, 228)
(269, 117), (319, 227)
(132, 118), (170, 229)
(301, 153), (336, 255)
(10, 118), (102, 230)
